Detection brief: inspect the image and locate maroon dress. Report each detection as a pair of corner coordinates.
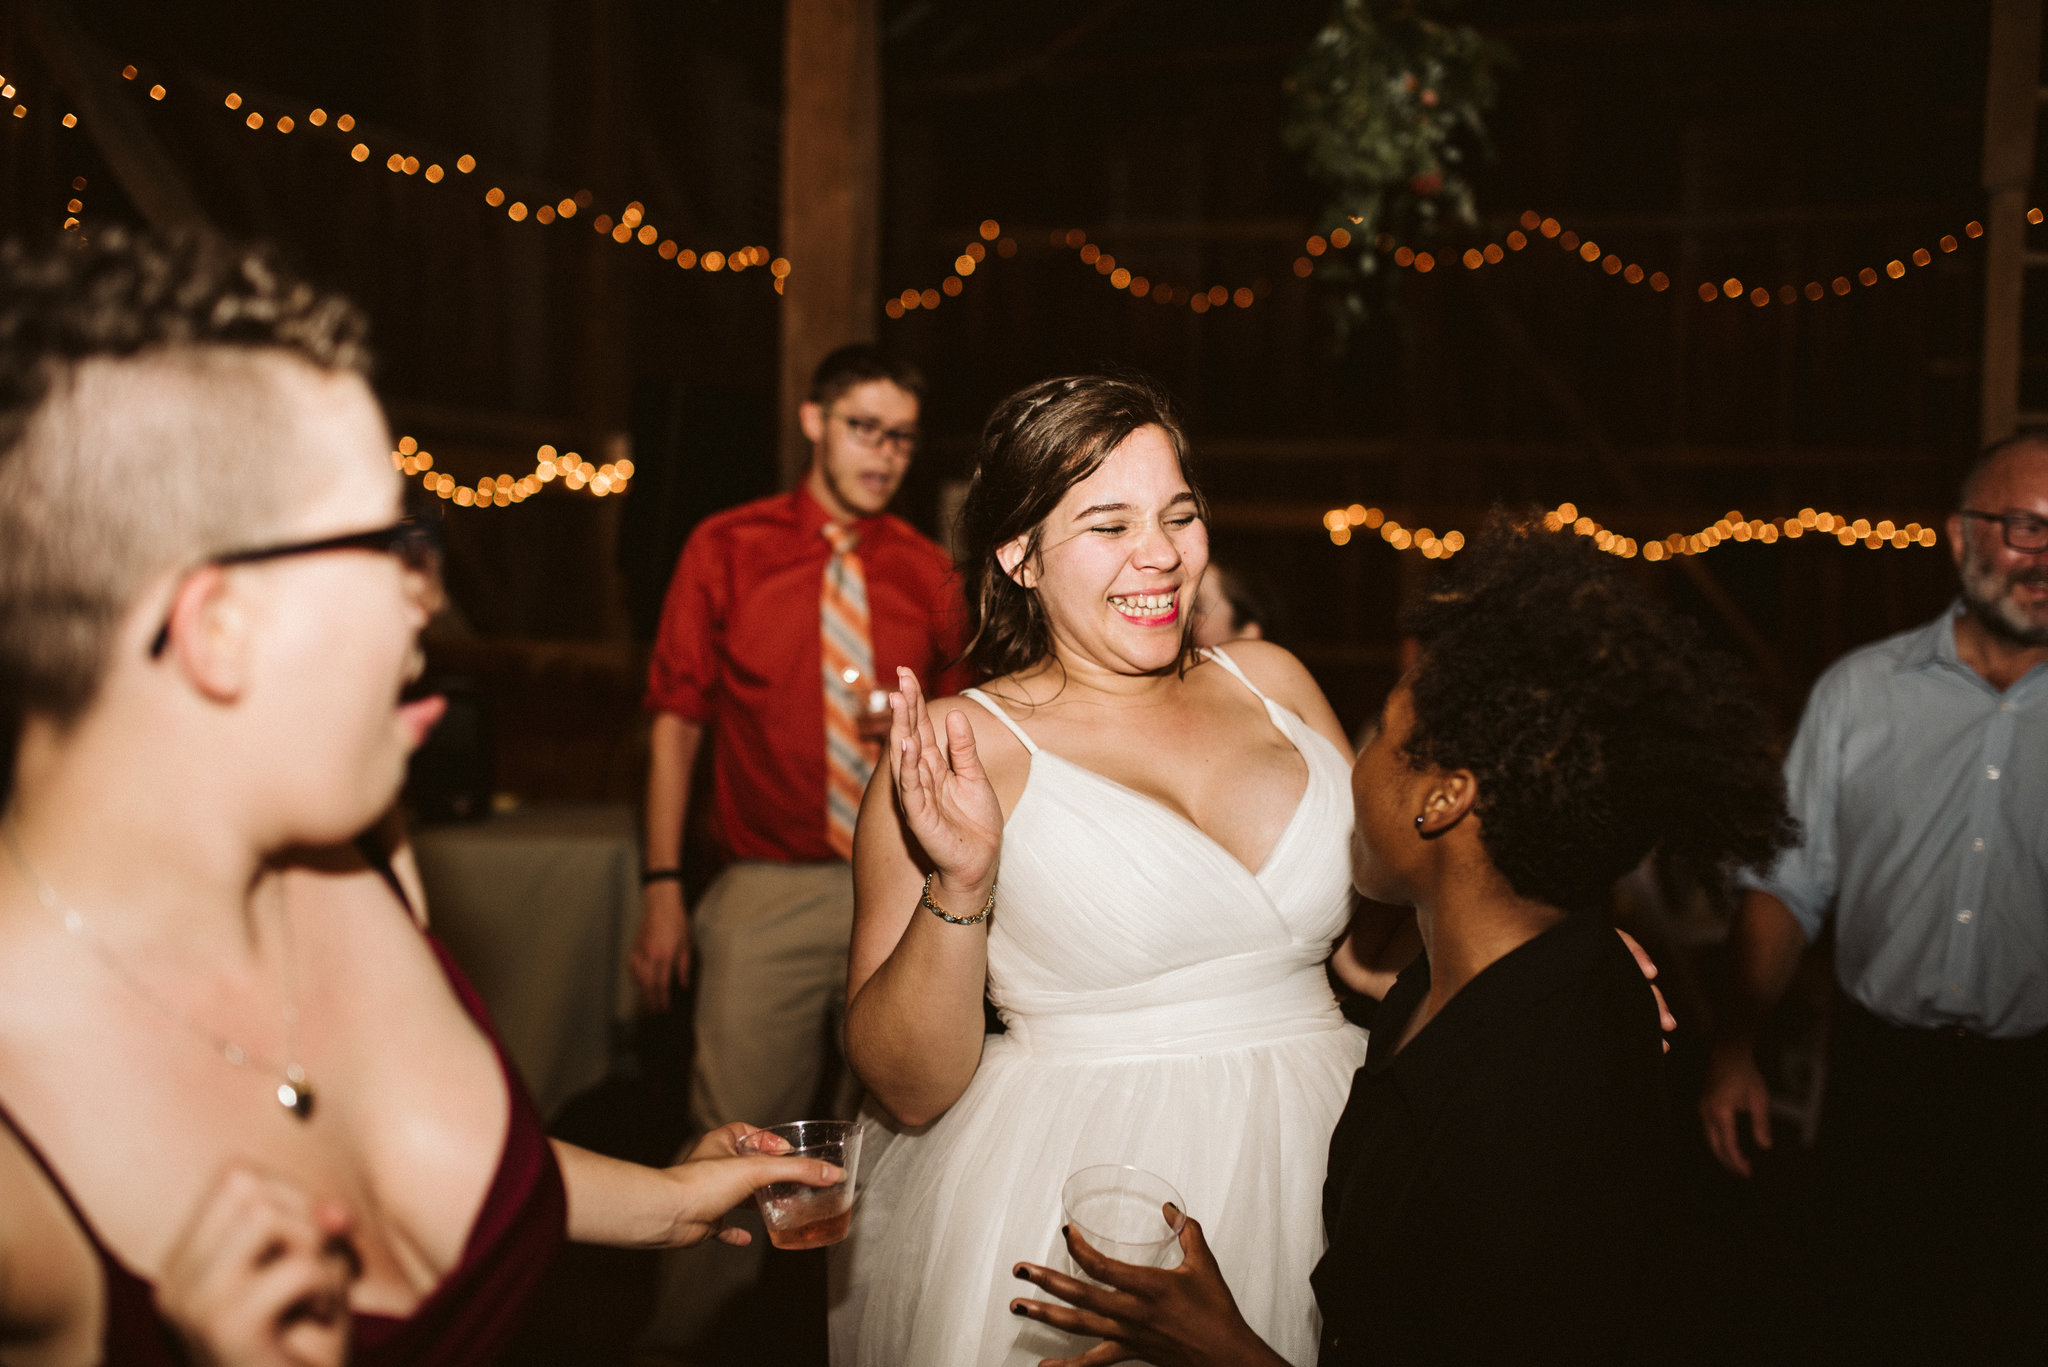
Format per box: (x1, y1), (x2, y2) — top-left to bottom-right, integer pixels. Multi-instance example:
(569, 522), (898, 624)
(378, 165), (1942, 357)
(0, 934), (566, 1366)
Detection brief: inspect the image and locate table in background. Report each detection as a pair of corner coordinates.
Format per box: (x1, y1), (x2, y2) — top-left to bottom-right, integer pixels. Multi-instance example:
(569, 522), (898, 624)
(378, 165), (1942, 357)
(414, 804), (640, 1120)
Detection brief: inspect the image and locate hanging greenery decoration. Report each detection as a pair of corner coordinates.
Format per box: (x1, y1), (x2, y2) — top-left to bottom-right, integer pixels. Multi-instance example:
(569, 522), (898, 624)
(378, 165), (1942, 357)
(1284, 0), (1513, 330)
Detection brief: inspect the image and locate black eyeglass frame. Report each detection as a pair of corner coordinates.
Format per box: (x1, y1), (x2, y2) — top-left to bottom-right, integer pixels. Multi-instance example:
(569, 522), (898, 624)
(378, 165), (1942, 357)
(147, 518), (440, 658)
(1959, 509), (2048, 554)
(833, 411), (920, 455)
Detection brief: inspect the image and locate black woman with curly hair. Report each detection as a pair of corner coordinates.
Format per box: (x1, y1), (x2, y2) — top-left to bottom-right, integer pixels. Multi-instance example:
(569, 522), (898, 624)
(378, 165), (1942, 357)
(1012, 514), (1795, 1367)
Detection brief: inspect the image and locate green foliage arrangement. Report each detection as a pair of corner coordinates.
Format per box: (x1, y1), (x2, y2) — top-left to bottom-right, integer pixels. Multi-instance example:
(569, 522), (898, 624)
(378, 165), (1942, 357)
(1284, 0), (1513, 329)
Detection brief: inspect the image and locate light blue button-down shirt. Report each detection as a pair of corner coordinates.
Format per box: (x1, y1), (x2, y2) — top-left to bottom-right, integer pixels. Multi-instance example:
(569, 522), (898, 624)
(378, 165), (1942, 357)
(1737, 604), (2048, 1037)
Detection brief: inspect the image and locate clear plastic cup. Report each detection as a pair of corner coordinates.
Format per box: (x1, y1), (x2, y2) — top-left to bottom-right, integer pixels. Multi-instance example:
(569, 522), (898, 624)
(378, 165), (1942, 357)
(736, 1120), (864, 1250)
(1061, 1164), (1187, 1273)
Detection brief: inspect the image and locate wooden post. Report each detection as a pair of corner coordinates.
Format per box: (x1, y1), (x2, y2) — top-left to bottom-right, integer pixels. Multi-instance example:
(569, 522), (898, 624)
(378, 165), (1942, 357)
(777, 0), (882, 489)
(1979, 0), (2042, 446)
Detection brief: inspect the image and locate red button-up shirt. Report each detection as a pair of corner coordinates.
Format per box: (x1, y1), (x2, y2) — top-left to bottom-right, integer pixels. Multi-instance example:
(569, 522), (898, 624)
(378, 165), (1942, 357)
(645, 486), (970, 862)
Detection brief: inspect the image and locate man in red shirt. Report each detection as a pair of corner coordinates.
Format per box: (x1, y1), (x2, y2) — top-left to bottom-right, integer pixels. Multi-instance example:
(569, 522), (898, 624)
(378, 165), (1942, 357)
(634, 344), (964, 1346)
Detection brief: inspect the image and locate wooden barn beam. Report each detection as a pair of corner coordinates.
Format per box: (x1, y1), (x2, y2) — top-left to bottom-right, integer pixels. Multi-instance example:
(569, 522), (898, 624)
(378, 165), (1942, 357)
(17, 0), (213, 234)
(1979, 0), (2043, 445)
(777, 0), (881, 489)
(1470, 288), (1793, 700)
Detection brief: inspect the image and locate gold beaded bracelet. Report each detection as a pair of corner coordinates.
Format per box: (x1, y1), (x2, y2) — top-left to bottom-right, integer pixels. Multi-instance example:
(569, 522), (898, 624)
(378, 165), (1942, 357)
(921, 871), (996, 925)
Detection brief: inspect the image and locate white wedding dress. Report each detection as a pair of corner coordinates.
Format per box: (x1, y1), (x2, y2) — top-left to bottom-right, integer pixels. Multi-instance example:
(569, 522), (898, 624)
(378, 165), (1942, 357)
(831, 648), (1365, 1367)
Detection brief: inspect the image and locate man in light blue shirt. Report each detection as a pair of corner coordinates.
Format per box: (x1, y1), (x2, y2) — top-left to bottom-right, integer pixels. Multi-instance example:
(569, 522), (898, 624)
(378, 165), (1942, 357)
(1700, 434), (2048, 1362)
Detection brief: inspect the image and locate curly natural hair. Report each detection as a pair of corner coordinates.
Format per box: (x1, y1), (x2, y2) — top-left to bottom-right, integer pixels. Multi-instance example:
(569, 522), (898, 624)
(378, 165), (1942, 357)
(1400, 513), (1796, 913)
(0, 229), (371, 732)
(957, 371), (1207, 681)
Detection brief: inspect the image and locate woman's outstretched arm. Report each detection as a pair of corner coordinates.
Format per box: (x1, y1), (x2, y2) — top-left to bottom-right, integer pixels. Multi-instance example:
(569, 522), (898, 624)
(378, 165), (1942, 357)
(844, 670), (1008, 1128)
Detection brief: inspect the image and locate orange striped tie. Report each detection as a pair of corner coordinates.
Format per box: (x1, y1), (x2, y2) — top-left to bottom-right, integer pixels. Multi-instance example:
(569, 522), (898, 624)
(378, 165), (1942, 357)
(820, 523), (877, 859)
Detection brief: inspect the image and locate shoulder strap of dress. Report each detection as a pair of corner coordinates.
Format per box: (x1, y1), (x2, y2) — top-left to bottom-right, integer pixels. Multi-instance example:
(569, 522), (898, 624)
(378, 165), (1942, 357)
(0, 1093), (115, 1254)
(354, 831), (419, 922)
(960, 688), (1039, 754)
(1202, 646), (1272, 704)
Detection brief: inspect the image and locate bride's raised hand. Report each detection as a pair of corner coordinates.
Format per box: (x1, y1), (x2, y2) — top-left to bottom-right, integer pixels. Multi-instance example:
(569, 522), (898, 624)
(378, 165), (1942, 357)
(888, 666), (1003, 892)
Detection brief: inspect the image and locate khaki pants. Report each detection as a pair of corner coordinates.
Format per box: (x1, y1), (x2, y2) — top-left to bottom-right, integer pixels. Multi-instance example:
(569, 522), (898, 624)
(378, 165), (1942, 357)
(640, 860), (861, 1354)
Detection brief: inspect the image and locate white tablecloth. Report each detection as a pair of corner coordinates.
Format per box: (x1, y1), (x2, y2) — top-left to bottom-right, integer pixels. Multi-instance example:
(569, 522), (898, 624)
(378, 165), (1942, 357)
(413, 805), (640, 1119)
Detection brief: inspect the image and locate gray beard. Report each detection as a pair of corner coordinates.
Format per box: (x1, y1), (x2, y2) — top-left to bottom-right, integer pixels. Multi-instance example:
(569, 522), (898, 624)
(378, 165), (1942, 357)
(1960, 564), (2048, 647)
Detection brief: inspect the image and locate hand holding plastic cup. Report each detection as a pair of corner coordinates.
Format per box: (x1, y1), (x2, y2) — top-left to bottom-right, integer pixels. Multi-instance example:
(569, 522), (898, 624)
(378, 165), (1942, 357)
(736, 1121), (864, 1250)
(1060, 1164), (1187, 1276)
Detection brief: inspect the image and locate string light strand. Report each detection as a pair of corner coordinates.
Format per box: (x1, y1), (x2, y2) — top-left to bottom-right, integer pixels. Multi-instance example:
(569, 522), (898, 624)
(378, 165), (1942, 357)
(1359, 207), (1998, 310)
(1320, 501), (1942, 559)
(392, 436), (634, 510)
(883, 219), (1013, 318)
(115, 61), (788, 292)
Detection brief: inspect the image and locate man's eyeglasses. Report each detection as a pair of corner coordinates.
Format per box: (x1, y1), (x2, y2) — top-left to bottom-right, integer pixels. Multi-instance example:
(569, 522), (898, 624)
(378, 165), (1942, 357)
(1960, 509), (2048, 554)
(148, 517), (440, 658)
(835, 413), (919, 455)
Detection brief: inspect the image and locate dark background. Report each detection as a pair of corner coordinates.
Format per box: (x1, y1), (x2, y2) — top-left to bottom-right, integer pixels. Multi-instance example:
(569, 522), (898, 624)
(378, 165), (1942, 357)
(1, 0), (2010, 781)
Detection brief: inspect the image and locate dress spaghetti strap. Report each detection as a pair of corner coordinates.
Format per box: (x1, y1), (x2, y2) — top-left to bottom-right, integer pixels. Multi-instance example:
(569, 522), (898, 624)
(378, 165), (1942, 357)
(0, 1095), (105, 1244)
(960, 688), (1039, 754)
(1202, 646), (1270, 703)
(0, 1094), (184, 1364)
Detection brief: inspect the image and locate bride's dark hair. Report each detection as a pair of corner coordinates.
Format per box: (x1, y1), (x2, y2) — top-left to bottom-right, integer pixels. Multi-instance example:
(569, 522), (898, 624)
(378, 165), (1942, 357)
(958, 372), (1206, 681)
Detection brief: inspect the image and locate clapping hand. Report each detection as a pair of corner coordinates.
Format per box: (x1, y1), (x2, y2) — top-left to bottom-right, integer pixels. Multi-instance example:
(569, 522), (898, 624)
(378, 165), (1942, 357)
(888, 667), (1003, 894)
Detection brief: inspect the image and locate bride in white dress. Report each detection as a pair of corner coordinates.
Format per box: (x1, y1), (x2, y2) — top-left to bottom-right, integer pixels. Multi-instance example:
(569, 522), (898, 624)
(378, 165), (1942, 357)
(832, 374), (1371, 1367)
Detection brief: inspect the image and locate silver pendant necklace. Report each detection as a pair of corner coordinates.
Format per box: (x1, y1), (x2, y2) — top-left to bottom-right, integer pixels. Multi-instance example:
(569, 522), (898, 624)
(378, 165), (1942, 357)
(1, 822), (316, 1121)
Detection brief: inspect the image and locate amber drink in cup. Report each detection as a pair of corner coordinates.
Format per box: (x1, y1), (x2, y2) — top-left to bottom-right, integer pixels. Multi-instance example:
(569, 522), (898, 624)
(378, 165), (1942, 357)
(737, 1120), (864, 1250)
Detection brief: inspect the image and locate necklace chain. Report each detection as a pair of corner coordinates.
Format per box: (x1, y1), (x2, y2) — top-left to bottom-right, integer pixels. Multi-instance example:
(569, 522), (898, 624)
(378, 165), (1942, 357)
(0, 821), (316, 1120)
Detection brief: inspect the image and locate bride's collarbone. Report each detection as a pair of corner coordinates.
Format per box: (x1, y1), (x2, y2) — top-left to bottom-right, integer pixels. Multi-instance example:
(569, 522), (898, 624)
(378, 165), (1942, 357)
(1028, 713), (1307, 834)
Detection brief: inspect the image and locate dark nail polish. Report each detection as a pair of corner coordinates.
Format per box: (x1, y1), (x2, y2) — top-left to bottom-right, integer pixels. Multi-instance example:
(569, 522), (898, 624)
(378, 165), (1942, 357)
(1060, 1224), (1070, 1238)
(1011, 1303), (1029, 1317)
(1013, 1265), (1028, 1280)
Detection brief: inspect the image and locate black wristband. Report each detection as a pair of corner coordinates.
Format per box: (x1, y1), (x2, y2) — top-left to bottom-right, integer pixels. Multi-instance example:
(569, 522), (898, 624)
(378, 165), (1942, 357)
(640, 868), (683, 887)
